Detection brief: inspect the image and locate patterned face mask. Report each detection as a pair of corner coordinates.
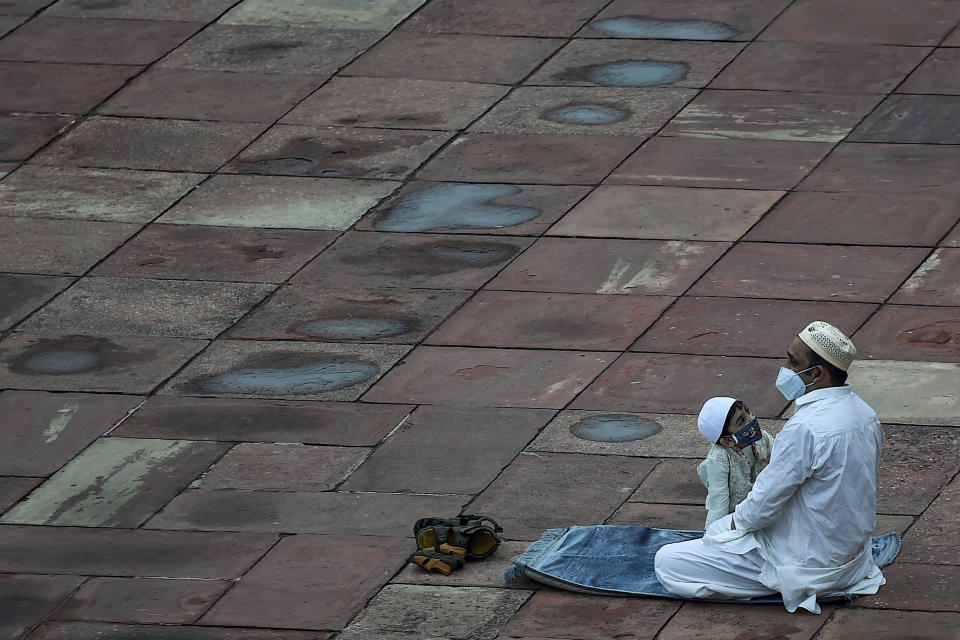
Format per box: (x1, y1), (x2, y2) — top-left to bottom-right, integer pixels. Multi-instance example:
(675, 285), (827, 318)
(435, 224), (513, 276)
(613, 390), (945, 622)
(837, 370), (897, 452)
(729, 417), (762, 445)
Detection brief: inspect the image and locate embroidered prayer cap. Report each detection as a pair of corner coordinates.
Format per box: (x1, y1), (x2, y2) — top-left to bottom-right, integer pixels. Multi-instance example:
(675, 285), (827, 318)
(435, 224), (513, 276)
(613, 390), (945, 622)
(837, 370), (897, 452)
(698, 396), (737, 443)
(798, 321), (857, 371)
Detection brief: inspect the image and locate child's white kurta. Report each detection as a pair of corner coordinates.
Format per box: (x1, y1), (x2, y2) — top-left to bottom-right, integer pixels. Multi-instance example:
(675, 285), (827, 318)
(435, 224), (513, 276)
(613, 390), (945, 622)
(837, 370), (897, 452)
(697, 431), (776, 528)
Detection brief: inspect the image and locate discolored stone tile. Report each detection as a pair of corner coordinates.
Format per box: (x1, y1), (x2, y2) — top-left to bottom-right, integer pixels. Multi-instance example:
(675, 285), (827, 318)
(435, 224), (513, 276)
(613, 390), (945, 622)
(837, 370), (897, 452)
(417, 133), (644, 185)
(486, 237), (728, 295)
(891, 248), (960, 306)
(0, 166), (205, 223)
(0, 334), (207, 394)
(469, 86), (696, 136)
(548, 185), (783, 241)
(0, 0), (48, 15)
(875, 514), (914, 537)
(199, 534), (411, 630)
(759, 0), (960, 45)
(159, 174), (397, 230)
(658, 601), (837, 640)
(854, 305), (960, 362)
(424, 290), (674, 350)
(361, 346), (613, 408)
(608, 136), (832, 190)
(900, 474), (960, 564)
(798, 143), (960, 192)
(34, 116), (266, 172)
(746, 191), (960, 246)
(0, 477), (42, 511)
(52, 577), (232, 624)
(711, 42), (927, 93)
(1, 217), (139, 275)
(850, 95), (960, 144)
(818, 609), (960, 640)
(290, 232), (532, 289)
(947, 26), (960, 46)
(572, 353), (787, 417)
(527, 38), (745, 88)
(161, 340), (410, 401)
(228, 286), (471, 343)
(0, 16), (25, 34)
(0, 574), (85, 640)
(500, 590), (678, 640)
(0, 62), (141, 113)
(633, 297), (877, 357)
(401, 0), (608, 37)
(46, 0), (237, 20)
(98, 69), (322, 123)
(878, 425), (960, 515)
(196, 443), (369, 491)
(689, 242), (929, 302)
(663, 89), (881, 142)
(341, 405), (553, 493)
(466, 452), (656, 540)
(630, 458), (706, 505)
(392, 540), (537, 589)
(0, 114), (73, 161)
(91, 225), (338, 283)
(0, 390), (143, 476)
(0, 437), (229, 528)
(0, 274), (73, 331)
(219, 0), (427, 30)
(28, 623), (331, 640)
(608, 502), (706, 530)
(223, 124), (451, 180)
(0, 525), (277, 577)
(19, 277), (274, 339)
(0, 17), (200, 64)
(943, 223), (960, 247)
(857, 563), (960, 611)
(899, 48), (960, 94)
(847, 360), (960, 427)
(282, 76), (509, 130)
(343, 31), (562, 84)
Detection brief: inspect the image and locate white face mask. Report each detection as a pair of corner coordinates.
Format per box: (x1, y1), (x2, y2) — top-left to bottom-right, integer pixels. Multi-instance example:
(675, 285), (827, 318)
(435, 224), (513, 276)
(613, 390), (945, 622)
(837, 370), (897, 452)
(775, 366), (818, 401)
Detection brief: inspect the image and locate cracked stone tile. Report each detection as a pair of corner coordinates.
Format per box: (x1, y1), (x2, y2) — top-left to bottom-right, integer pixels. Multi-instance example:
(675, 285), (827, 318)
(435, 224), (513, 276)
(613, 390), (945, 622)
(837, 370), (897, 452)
(0, 61), (141, 113)
(0, 274), (74, 331)
(848, 360), (960, 426)
(220, 0), (428, 30)
(0, 217), (140, 275)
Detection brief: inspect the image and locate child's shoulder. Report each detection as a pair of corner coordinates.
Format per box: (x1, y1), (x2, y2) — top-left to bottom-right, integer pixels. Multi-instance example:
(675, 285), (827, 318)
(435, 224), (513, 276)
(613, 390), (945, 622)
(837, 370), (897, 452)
(703, 442), (733, 464)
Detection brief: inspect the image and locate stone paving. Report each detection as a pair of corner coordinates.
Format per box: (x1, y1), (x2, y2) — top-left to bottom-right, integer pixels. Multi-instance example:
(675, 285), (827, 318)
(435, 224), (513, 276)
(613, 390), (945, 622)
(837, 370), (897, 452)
(1, 0), (959, 638)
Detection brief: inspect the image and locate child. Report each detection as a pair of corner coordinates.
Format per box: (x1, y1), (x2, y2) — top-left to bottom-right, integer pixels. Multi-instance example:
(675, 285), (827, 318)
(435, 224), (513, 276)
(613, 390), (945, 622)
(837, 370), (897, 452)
(696, 396), (776, 528)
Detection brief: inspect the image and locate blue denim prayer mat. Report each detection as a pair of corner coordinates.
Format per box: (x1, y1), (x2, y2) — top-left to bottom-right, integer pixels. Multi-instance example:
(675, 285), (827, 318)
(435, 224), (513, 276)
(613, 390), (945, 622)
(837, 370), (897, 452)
(503, 525), (902, 603)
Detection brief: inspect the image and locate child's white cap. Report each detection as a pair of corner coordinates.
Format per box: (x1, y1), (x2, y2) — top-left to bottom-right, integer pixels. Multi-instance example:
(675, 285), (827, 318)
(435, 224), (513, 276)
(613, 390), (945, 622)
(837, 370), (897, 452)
(698, 396), (736, 443)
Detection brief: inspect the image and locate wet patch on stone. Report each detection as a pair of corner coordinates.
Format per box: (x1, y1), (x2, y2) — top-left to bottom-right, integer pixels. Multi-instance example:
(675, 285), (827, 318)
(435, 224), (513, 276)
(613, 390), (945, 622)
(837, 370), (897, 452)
(544, 104), (630, 125)
(8, 336), (144, 376)
(292, 318), (408, 340)
(590, 17), (740, 40)
(188, 357), (379, 395)
(569, 414), (663, 442)
(374, 183), (540, 232)
(587, 60), (689, 86)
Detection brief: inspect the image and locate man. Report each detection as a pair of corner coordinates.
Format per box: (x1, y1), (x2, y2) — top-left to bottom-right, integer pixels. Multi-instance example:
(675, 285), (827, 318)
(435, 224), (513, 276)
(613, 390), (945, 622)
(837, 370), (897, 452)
(655, 321), (885, 614)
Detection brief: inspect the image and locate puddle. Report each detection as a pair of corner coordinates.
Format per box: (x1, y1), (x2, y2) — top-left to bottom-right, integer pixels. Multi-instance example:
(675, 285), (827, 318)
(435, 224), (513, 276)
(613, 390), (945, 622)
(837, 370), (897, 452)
(591, 17), (740, 40)
(375, 183), (540, 232)
(293, 318), (408, 340)
(430, 242), (517, 266)
(9, 336), (143, 375)
(588, 60), (688, 87)
(193, 360), (379, 395)
(20, 349), (100, 374)
(545, 104), (629, 125)
(570, 414), (663, 442)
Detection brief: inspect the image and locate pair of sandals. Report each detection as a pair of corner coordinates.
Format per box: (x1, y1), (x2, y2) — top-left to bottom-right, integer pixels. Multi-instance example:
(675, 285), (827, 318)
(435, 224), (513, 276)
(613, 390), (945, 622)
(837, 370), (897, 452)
(408, 514), (502, 576)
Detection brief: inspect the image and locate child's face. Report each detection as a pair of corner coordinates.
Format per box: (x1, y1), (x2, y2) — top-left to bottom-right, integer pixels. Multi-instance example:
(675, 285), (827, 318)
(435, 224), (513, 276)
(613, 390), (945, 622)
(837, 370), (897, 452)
(719, 402), (756, 448)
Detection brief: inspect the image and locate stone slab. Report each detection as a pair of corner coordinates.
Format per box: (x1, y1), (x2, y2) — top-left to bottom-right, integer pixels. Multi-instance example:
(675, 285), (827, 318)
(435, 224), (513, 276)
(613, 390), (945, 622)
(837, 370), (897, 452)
(19, 277), (274, 339)
(0, 0), (48, 16)
(486, 237), (728, 295)
(98, 69), (321, 123)
(850, 94), (960, 144)
(340, 405), (553, 493)
(875, 515), (915, 536)
(608, 136), (832, 189)
(112, 396), (411, 445)
(46, 0), (237, 20)
(548, 185), (783, 241)
(417, 133), (644, 185)
(199, 534), (411, 630)
(282, 76), (509, 130)
(745, 191), (960, 246)
(0, 476), (42, 512)
(52, 577), (232, 624)
(0, 217), (140, 275)
(499, 590), (678, 640)
(34, 117), (265, 172)
(854, 305), (960, 362)
(630, 458), (706, 505)
(91, 225), (338, 283)
(572, 353), (788, 418)
(401, 0), (609, 37)
(527, 39), (745, 88)
(0, 274), (73, 331)
(798, 143), (960, 192)
(290, 232), (531, 289)
(711, 42), (927, 93)
(633, 297), (877, 357)
(27, 623), (331, 640)
(663, 89), (882, 142)
(466, 452), (657, 540)
(0, 166), (205, 223)
(891, 248), (960, 306)
(856, 563), (960, 611)
(158, 174), (397, 230)
(0, 390), (143, 477)
(878, 425), (960, 515)
(0, 114), (73, 161)
(392, 540), (538, 589)
(900, 475), (960, 564)
(424, 290), (674, 350)
(608, 502), (706, 531)
(219, 0), (427, 30)
(689, 242), (929, 302)
(899, 47), (960, 94)
(361, 346), (614, 408)
(222, 124), (451, 180)
(818, 609), (960, 640)
(1, 437), (229, 528)
(0, 525), (277, 577)
(0, 62), (141, 113)
(657, 600), (837, 640)
(0, 16), (25, 33)
(847, 360), (960, 426)
(0, 17), (200, 64)
(469, 86), (696, 136)
(0, 574), (85, 640)
(343, 31), (562, 84)
(196, 443), (369, 491)
(161, 340), (410, 401)
(0, 334), (207, 394)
